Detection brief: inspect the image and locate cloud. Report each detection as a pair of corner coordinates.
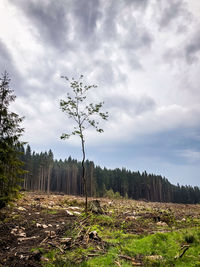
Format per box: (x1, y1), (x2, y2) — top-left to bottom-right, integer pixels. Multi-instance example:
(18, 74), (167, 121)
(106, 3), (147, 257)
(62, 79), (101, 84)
(159, 0), (184, 28)
(126, 0), (148, 9)
(179, 149), (200, 163)
(156, 0), (190, 29)
(121, 24), (153, 51)
(0, 39), (13, 73)
(9, 0), (70, 50)
(185, 30), (200, 63)
(101, 103), (200, 146)
(72, 0), (101, 40)
(12, 92), (66, 146)
(162, 28), (200, 68)
(105, 94), (156, 116)
(0, 38), (25, 93)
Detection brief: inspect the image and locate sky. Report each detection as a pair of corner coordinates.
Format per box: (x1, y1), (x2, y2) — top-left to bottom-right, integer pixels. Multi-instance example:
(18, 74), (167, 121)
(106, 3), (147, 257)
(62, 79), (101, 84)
(0, 0), (200, 187)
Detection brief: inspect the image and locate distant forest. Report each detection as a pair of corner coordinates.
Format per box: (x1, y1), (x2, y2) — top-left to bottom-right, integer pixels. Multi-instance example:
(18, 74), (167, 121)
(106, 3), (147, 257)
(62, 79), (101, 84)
(20, 145), (200, 204)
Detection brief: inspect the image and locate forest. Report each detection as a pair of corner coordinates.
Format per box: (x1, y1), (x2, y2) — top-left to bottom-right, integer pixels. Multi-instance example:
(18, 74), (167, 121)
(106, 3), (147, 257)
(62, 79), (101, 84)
(20, 145), (200, 204)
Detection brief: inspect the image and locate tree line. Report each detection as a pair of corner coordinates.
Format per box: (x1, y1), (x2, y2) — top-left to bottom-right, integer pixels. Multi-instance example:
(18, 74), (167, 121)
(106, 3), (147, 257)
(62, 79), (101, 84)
(20, 145), (200, 204)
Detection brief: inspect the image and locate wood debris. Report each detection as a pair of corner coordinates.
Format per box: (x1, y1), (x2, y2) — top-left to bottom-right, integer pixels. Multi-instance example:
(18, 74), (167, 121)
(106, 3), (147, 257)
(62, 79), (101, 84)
(119, 254), (142, 266)
(18, 236), (39, 242)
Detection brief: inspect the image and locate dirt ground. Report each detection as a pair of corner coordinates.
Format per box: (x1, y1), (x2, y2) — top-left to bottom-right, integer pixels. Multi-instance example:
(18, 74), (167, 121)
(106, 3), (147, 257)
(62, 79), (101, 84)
(0, 192), (200, 266)
(0, 193), (81, 266)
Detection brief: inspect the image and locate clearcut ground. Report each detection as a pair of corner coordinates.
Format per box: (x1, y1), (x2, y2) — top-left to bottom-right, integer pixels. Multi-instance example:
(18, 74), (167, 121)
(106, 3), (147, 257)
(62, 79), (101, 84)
(0, 192), (200, 266)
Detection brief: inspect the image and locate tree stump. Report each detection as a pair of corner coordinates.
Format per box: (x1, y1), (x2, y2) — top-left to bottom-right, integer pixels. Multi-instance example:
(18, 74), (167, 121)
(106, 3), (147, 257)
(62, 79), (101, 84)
(88, 200), (103, 214)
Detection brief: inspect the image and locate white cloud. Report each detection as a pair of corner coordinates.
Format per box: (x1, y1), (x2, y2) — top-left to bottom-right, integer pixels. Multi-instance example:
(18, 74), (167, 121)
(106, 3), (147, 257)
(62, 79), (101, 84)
(178, 149), (200, 163)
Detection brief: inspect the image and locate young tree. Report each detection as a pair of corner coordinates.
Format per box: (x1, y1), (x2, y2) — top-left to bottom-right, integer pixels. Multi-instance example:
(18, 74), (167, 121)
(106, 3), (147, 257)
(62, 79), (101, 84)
(60, 75), (108, 213)
(0, 72), (25, 208)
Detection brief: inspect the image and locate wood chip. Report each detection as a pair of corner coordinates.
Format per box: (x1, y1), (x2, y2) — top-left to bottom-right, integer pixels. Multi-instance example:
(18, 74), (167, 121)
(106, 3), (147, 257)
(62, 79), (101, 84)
(60, 237), (72, 244)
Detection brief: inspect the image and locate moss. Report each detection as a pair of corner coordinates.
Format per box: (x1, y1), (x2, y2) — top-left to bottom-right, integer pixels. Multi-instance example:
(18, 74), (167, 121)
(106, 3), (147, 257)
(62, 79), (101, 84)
(12, 214), (21, 220)
(62, 198), (84, 207)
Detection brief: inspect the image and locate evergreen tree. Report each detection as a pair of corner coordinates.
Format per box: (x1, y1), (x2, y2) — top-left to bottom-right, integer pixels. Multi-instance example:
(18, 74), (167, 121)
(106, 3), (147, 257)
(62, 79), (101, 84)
(0, 72), (25, 208)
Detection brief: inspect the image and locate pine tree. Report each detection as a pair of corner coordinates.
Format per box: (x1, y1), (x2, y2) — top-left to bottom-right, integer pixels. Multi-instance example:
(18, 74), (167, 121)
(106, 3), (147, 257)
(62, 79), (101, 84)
(0, 72), (25, 208)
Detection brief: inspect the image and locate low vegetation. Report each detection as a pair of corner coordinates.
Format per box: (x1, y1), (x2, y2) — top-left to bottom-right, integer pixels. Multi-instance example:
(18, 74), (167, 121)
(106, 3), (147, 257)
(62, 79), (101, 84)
(0, 192), (200, 266)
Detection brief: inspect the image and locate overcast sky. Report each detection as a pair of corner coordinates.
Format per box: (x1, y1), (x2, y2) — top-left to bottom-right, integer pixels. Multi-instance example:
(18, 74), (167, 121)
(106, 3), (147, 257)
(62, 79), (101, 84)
(0, 0), (200, 186)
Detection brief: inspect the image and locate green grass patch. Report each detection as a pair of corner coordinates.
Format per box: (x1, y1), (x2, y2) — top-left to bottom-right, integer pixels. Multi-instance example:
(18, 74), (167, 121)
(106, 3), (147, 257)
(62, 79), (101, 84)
(42, 209), (58, 215)
(43, 246), (97, 266)
(90, 214), (115, 227)
(81, 247), (120, 267)
(82, 228), (200, 266)
(62, 198), (84, 207)
(30, 247), (45, 253)
(43, 248), (60, 264)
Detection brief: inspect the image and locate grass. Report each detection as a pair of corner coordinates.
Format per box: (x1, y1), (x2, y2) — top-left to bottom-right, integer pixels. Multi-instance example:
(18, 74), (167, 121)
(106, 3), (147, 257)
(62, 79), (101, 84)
(42, 209), (58, 215)
(61, 197), (84, 207)
(80, 228), (200, 267)
(44, 247), (97, 266)
(42, 209), (200, 267)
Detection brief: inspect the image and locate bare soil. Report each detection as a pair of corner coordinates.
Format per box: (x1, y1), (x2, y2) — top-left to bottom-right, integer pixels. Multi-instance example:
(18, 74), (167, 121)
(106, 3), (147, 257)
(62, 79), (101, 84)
(0, 193), (80, 266)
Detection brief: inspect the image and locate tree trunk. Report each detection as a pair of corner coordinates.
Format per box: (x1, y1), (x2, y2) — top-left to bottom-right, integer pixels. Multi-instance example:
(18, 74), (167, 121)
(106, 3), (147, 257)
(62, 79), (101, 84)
(47, 165), (51, 196)
(81, 136), (87, 213)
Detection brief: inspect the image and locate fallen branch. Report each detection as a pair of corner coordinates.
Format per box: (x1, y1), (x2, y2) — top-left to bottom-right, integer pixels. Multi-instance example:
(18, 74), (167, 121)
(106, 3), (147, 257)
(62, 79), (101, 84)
(119, 254), (134, 261)
(60, 237), (72, 244)
(85, 227), (91, 244)
(119, 255), (142, 266)
(89, 250), (105, 254)
(115, 261), (121, 267)
(76, 226), (84, 238)
(40, 236), (49, 244)
(87, 253), (101, 257)
(175, 245), (190, 259)
(48, 242), (64, 253)
(180, 245), (190, 258)
(18, 236), (39, 242)
(79, 214), (91, 225)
